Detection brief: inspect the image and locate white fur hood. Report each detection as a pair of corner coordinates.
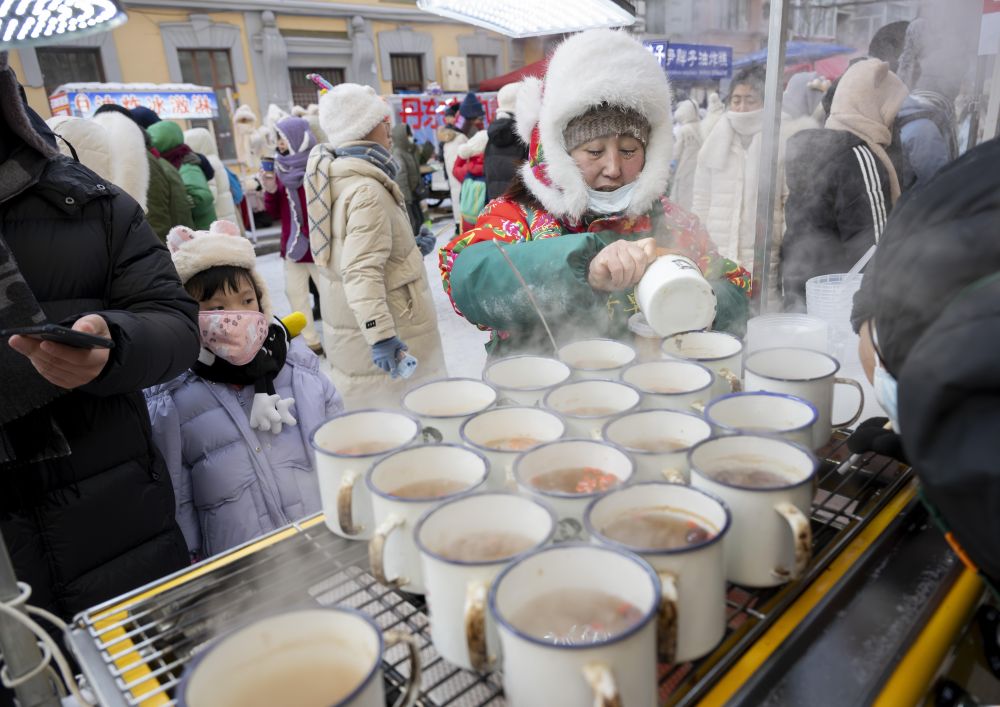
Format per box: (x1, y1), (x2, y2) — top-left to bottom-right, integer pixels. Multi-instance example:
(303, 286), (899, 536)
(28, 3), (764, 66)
(183, 127), (220, 158)
(514, 29), (673, 222)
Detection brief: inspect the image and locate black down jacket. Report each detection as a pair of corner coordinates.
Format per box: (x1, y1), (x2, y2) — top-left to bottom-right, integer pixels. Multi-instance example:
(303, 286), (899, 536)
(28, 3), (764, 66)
(0, 151), (198, 619)
(484, 116), (527, 202)
(780, 129), (894, 311)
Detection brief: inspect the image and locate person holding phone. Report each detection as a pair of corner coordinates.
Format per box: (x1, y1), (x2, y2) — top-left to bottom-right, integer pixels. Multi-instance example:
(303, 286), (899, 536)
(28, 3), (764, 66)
(0, 51), (199, 632)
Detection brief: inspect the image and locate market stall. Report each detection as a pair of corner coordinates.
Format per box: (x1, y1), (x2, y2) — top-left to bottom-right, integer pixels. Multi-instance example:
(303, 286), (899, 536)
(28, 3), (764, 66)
(47, 82), (219, 120)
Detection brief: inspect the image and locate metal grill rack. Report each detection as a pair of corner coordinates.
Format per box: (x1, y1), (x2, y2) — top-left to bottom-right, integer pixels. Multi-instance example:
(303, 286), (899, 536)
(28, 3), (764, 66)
(68, 433), (911, 707)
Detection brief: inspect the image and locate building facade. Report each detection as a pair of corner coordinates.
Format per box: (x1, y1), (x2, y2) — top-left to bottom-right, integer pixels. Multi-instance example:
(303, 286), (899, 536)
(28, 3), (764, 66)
(7, 0), (521, 160)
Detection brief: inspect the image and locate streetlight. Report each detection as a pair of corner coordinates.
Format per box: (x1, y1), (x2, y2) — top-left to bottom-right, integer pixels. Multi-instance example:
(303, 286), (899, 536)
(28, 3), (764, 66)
(0, 0), (126, 49)
(416, 0), (636, 38)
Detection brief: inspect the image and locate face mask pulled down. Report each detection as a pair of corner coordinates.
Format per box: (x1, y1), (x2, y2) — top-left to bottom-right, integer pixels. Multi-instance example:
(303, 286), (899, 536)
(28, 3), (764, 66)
(586, 181), (639, 215)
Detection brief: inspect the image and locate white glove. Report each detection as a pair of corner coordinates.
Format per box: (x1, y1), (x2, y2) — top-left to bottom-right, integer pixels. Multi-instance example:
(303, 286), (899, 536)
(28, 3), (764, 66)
(275, 397), (298, 427)
(250, 393), (283, 434)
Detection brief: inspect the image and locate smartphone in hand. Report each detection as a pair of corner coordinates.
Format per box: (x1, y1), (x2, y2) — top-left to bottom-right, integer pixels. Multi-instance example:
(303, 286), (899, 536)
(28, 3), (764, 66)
(1, 323), (115, 349)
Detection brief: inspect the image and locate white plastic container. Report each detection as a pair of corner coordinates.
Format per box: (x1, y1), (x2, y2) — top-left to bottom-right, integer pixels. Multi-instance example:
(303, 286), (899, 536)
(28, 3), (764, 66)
(746, 313), (829, 354)
(635, 255), (717, 337)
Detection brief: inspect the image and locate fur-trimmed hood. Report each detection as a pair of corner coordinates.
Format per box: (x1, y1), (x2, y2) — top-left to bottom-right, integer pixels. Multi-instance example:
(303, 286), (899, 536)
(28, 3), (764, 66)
(514, 28), (673, 222)
(47, 115), (111, 180)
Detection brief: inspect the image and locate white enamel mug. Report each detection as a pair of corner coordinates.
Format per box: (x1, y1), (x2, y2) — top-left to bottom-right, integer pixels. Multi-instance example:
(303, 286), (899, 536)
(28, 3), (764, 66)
(483, 355), (572, 406)
(585, 483), (731, 663)
(514, 439), (634, 541)
(601, 409), (712, 484)
(704, 392), (819, 449)
(176, 608), (421, 707)
(558, 338), (637, 380)
(743, 347), (864, 449)
(661, 330), (744, 398)
(689, 435), (818, 588)
(620, 359), (715, 413)
(542, 379), (642, 438)
(460, 406), (567, 490)
(310, 409), (420, 540)
(415, 493), (556, 672)
(489, 544), (661, 707)
(367, 444), (488, 595)
(635, 254), (718, 337)
(401, 378), (498, 443)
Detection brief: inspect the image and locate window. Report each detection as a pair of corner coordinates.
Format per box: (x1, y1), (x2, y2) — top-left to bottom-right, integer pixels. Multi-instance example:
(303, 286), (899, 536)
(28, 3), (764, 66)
(178, 49), (237, 161)
(289, 68), (344, 108)
(721, 0), (751, 31)
(390, 53), (424, 93)
(36, 48), (104, 97)
(466, 54), (497, 91)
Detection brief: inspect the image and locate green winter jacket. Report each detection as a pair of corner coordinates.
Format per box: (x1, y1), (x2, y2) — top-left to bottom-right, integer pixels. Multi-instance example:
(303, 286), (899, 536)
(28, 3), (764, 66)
(147, 121), (216, 230)
(443, 197), (751, 358)
(145, 150), (194, 240)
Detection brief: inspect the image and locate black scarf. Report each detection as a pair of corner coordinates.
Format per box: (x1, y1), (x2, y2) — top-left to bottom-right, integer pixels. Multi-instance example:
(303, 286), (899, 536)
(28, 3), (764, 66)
(192, 322), (289, 396)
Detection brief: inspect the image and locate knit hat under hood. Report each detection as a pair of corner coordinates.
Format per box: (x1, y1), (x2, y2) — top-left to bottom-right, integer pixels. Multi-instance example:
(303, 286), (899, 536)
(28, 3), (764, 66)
(563, 105), (651, 152)
(167, 220), (273, 321)
(514, 29), (673, 221)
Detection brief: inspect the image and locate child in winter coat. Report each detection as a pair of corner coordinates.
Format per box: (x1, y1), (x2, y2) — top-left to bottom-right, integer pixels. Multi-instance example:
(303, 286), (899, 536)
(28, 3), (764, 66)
(452, 129), (489, 232)
(146, 220), (343, 561)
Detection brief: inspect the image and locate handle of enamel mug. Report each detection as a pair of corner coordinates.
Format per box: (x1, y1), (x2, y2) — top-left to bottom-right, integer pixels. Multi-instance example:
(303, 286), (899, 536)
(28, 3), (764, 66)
(421, 425), (444, 444)
(656, 570), (680, 664)
(464, 579), (491, 672)
(832, 377), (865, 430)
(581, 662), (622, 707)
(661, 468), (686, 484)
(369, 514), (408, 589)
(337, 471), (363, 536)
(719, 367), (742, 393)
(384, 628), (423, 707)
(772, 502), (812, 582)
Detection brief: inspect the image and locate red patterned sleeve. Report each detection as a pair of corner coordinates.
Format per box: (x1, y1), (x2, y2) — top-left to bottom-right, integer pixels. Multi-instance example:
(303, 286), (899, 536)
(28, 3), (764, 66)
(438, 197), (532, 316)
(659, 197), (753, 297)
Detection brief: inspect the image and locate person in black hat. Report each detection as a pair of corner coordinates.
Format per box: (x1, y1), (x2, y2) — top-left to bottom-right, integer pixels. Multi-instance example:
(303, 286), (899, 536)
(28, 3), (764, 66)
(458, 91), (485, 137)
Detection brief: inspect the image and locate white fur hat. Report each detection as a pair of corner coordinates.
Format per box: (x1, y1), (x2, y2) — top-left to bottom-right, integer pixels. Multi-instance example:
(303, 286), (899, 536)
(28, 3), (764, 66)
(319, 83), (391, 148)
(167, 220), (273, 321)
(496, 81), (519, 115)
(514, 29), (673, 221)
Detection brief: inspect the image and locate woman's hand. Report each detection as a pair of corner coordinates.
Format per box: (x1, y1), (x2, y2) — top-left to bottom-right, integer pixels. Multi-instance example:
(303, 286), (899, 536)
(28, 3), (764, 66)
(259, 170), (278, 194)
(587, 237), (657, 292)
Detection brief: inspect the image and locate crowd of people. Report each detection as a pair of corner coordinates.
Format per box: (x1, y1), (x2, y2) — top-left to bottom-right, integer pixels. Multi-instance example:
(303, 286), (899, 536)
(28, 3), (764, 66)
(0, 11), (997, 702)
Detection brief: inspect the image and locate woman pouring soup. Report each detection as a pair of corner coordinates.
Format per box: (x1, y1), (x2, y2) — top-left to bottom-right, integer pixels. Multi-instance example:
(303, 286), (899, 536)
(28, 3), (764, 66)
(440, 29), (752, 358)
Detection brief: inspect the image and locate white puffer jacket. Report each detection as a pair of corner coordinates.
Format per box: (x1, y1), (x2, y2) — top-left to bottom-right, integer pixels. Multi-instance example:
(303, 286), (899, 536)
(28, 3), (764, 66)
(47, 115), (149, 211)
(184, 128), (239, 226)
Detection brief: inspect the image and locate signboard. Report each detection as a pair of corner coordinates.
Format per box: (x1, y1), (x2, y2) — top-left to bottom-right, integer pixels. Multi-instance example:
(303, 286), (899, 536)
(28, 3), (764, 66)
(48, 83), (219, 119)
(387, 92), (498, 149)
(643, 41), (733, 80)
(980, 0), (1000, 55)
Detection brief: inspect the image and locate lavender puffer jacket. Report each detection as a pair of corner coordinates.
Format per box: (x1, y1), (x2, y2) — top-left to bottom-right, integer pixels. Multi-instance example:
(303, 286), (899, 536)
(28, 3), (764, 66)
(146, 339), (344, 559)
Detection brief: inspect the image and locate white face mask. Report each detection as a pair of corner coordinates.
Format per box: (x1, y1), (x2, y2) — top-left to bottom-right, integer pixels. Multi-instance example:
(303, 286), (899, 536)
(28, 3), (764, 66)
(586, 181), (639, 215)
(873, 359), (901, 433)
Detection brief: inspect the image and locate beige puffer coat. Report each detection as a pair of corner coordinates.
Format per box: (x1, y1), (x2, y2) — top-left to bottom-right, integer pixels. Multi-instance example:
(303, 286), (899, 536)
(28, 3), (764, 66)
(306, 143), (446, 407)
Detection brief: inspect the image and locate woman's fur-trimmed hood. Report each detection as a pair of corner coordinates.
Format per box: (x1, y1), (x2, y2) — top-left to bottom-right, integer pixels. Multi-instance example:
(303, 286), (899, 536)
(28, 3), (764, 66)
(514, 29), (673, 221)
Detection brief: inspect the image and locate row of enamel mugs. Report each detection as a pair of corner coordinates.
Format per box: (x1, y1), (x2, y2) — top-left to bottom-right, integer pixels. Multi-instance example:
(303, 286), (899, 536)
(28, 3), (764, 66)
(311, 407), (816, 590)
(490, 332), (866, 449)
(179, 534), (731, 707)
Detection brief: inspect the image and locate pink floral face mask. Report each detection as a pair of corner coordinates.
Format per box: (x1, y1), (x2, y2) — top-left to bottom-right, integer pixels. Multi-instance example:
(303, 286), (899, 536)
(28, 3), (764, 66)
(198, 310), (268, 366)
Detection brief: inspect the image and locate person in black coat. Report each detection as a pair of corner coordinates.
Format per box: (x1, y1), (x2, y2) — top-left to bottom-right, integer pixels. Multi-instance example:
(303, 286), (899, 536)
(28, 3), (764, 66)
(0, 53), (198, 623)
(849, 137), (1000, 590)
(484, 82), (528, 202)
(780, 59), (908, 311)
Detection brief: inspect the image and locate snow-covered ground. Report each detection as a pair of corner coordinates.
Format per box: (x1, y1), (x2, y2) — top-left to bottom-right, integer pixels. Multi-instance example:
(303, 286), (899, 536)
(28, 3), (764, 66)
(255, 219), (489, 380)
